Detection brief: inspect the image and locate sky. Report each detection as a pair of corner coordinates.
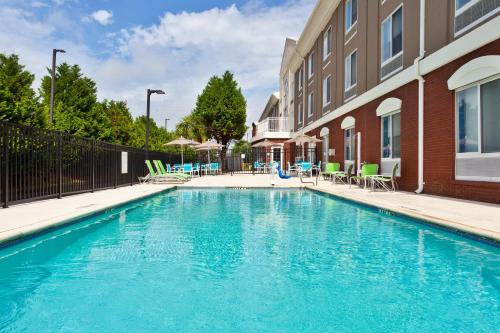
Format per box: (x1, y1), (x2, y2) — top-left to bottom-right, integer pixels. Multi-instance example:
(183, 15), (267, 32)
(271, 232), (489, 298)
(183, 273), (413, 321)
(0, 0), (314, 131)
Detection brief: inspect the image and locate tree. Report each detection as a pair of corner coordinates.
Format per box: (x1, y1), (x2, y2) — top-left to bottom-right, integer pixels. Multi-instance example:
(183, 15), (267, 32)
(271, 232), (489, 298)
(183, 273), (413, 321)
(39, 63), (104, 138)
(101, 100), (134, 145)
(130, 116), (177, 152)
(0, 54), (45, 126)
(232, 140), (251, 155)
(175, 114), (206, 143)
(192, 71), (247, 146)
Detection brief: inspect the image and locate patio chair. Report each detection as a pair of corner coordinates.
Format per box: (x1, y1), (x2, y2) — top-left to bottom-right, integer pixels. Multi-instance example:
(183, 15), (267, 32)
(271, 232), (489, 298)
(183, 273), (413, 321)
(287, 162), (298, 176)
(312, 161), (322, 176)
(140, 160), (185, 184)
(350, 163), (379, 189)
(211, 162), (221, 175)
(332, 163), (354, 185)
(298, 162), (312, 177)
(253, 161), (264, 173)
(154, 160), (190, 181)
(371, 163), (399, 192)
(183, 163), (194, 176)
(323, 162), (339, 180)
(201, 163), (210, 175)
(193, 163), (200, 176)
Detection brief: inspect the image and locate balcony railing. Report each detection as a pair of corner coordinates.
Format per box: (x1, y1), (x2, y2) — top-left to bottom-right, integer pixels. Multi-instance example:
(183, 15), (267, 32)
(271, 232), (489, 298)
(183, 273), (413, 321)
(256, 117), (290, 134)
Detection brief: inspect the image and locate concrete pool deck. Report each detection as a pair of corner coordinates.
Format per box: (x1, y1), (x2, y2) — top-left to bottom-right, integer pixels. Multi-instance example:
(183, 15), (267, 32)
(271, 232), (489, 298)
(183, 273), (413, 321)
(0, 174), (499, 245)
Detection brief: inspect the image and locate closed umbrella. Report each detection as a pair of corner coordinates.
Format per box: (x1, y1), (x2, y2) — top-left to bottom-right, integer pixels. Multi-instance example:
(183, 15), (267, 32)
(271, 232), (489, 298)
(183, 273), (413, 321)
(164, 136), (200, 165)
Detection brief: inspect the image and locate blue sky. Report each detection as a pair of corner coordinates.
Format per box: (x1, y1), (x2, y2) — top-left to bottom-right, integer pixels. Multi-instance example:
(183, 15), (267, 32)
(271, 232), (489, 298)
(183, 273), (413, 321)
(0, 0), (314, 129)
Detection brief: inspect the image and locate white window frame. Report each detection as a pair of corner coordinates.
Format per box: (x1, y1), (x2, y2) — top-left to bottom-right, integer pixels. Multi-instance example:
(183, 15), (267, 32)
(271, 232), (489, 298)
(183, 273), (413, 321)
(344, 126), (355, 163)
(380, 110), (401, 161)
(455, 0), (479, 16)
(380, 4), (404, 67)
(297, 103), (303, 128)
(345, 0), (358, 34)
(308, 92), (314, 117)
(323, 26), (332, 61)
(298, 67), (303, 91)
(344, 50), (357, 91)
(323, 75), (331, 107)
(308, 52), (314, 79)
(455, 74), (500, 158)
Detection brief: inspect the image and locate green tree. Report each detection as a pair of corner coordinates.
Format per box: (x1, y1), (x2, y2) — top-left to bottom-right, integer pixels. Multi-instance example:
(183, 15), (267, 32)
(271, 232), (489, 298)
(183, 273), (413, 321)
(0, 54), (45, 126)
(175, 114), (206, 143)
(101, 99), (134, 145)
(192, 71), (247, 146)
(232, 140), (251, 155)
(131, 116), (177, 152)
(40, 63), (106, 138)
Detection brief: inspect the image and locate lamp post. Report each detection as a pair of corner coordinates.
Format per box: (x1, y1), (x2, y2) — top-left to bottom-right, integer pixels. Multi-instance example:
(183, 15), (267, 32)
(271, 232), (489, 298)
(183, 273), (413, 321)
(145, 89), (165, 159)
(50, 49), (66, 124)
(165, 118), (170, 130)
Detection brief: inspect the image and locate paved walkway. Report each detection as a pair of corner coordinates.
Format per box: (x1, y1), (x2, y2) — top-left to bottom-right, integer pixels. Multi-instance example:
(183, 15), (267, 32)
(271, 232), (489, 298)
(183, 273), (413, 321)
(0, 174), (499, 245)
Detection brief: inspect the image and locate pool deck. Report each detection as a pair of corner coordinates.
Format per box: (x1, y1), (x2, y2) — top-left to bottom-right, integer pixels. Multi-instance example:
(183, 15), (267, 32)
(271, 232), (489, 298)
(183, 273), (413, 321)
(0, 174), (499, 245)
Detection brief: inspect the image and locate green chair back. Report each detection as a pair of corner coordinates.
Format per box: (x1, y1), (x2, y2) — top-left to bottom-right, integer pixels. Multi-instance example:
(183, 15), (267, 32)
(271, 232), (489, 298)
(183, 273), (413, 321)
(154, 160), (166, 175)
(361, 163), (379, 177)
(325, 163), (340, 173)
(145, 160), (157, 177)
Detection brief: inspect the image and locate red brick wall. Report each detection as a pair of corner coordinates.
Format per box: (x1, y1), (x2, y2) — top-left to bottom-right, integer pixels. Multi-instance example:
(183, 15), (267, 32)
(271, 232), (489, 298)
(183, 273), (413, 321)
(305, 39), (500, 204)
(423, 40), (500, 204)
(307, 81), (419, 191)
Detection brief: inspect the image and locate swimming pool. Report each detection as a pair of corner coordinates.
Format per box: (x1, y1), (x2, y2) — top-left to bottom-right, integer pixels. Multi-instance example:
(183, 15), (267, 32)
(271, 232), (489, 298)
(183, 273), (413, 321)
(0, 188), (498, 332)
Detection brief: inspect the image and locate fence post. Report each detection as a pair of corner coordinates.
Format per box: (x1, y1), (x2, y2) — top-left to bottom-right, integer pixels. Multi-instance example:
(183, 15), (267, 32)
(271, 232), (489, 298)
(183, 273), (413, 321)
(91, 139), (95, 193)
(57, 132), (62, 199)
(2, 125), (9, 208)
(130, 151), (133, 186)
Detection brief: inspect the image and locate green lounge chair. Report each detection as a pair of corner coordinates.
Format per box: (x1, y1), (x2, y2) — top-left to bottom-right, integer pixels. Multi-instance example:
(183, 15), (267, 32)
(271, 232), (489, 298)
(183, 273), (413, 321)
(153, 160), (190, 180)
(331, 163), (354, 184)
(141, 160), (185, 184)
(323, 162), (339, 180)
(350, 163), (379, 189)
(371, 163), (399, 191)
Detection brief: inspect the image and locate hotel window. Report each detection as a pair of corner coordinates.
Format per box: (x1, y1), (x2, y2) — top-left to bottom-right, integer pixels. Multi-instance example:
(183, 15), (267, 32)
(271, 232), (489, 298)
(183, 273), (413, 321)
(298, 68), (304, 91)
(381, 6), (403, 65)
(456, 77), (500, 154)
(308, 52), (314, 79)
(381, 112), (401, 159)
(308, 93), (314, 117)
(323, 76), (331, 107)
(455, 0), (475, 13)
(345, 51), (357, 91)
(298, 103), (303, 127)
(345, 0), (357, 32)
(323, 27), (332, 60)
(344, 127), (355, 161)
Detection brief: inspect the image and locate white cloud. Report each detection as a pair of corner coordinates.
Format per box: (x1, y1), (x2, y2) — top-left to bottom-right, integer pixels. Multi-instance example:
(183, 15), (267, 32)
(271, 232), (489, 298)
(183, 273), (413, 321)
(0, 1), (314, 131)
(84, 9), (113, 26)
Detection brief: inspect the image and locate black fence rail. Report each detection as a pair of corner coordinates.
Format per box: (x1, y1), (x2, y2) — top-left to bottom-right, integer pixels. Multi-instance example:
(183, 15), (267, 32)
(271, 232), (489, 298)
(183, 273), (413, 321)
(222, 148), (318, 175)
(0, 122), (183, 208)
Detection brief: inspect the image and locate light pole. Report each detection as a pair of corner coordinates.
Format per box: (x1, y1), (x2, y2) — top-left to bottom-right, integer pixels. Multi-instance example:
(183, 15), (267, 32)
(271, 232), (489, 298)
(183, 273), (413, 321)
(165, 118), (170, 130)
(145, 89), (165, 159)
(50, 49), (66, 123)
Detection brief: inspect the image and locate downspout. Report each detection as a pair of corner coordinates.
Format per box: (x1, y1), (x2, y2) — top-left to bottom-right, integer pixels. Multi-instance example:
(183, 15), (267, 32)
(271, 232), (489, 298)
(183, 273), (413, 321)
(415, 0), (426, 193)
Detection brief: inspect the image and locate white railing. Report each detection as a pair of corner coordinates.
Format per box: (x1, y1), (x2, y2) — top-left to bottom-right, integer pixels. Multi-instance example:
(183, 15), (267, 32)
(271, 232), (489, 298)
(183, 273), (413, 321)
(256, 117), (290, 134)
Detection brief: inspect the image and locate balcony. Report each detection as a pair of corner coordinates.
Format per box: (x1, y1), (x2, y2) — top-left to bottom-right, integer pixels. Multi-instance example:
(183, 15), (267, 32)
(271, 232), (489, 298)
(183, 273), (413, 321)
(252, 117), (292, 142)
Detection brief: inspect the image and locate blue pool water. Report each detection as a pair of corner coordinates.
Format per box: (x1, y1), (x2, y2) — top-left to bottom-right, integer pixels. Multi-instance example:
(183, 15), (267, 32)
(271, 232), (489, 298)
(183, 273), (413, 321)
(0, 189), (499, 332)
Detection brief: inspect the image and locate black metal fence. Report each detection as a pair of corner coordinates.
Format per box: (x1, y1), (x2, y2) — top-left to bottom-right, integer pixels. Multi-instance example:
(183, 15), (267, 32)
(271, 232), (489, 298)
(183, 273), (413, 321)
(222, 147), (318, 174)
(0, 122), (183, 208)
